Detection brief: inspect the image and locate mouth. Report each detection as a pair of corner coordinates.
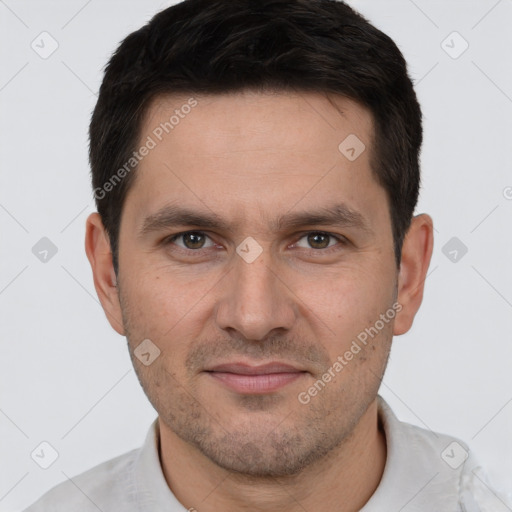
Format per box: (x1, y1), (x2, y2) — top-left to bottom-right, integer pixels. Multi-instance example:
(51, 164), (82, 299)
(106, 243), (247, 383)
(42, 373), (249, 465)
(204, 362), (308, 394)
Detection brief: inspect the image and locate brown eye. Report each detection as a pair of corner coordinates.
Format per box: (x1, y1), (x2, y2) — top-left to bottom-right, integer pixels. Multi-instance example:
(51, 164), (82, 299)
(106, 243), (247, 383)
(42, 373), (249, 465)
(167, 231), (214, 250)
(293, 231), (342, 250)
(307, 232), (331, 249)
(182, 232), (205, 249)
(292, 231), (348, 254)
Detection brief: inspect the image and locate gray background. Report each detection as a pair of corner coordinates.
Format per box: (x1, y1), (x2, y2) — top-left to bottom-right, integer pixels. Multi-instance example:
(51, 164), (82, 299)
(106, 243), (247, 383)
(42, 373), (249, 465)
(1, 0), (511, 510)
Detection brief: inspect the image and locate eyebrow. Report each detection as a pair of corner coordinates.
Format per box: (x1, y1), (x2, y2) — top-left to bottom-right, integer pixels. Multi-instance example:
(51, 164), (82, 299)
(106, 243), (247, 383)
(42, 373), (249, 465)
(138, 202), (373, 239)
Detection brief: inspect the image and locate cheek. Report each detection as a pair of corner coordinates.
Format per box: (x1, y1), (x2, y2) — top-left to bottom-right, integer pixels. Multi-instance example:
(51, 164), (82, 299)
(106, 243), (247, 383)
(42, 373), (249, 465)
(119, 270), (180, 345)
(316, 267), (388, 308)
(302, 266), (395, 342)
(123, 264), (194, 317)
(120, 266), (214, 360)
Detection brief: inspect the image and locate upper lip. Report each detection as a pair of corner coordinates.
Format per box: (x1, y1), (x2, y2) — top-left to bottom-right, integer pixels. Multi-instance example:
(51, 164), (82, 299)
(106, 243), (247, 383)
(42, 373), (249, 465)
(205, 362), (306, 375)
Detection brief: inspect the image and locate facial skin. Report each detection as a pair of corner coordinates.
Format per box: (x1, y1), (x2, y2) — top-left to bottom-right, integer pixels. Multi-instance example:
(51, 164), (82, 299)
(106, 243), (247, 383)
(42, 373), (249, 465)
(85, 91), (433, 511)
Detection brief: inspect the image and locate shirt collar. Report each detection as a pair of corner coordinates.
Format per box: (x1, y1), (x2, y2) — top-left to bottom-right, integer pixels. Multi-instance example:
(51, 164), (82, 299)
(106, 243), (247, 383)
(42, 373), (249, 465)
(133, 418), (185, 511)
(361, 395), (462, 511)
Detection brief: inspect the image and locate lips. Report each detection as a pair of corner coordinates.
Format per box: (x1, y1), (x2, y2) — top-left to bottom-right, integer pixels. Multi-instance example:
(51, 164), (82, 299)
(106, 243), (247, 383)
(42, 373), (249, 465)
(205, 362), (307, 394)
(207, 362), (303, 374)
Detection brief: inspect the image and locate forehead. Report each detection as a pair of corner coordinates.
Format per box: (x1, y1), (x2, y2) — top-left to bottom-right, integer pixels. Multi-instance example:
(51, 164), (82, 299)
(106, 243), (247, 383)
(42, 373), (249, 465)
(142, 90), (374, 159)
(124, 90), (386, 230)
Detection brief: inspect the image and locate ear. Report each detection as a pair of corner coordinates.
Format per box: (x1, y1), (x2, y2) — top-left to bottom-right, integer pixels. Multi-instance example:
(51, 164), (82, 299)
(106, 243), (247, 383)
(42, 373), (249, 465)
(84, 212), (125, 335)
(393, 214), (434, 336)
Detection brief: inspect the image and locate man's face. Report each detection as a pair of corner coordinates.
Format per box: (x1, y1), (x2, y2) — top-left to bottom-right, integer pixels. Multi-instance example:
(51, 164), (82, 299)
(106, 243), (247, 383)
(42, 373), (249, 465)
(115, 91), (399, 476)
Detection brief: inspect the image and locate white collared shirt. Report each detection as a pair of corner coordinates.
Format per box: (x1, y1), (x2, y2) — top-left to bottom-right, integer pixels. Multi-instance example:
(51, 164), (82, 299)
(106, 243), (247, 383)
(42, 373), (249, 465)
(24, 395), (510, 511)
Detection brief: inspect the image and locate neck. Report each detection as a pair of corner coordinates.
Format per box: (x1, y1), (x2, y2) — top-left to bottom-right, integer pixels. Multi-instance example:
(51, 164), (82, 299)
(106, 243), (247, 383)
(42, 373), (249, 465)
(158, 398), (387, 512)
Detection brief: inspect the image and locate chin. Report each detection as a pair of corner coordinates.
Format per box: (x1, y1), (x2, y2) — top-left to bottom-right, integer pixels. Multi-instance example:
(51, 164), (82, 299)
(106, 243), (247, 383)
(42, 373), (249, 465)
(190, 425), (339, 478)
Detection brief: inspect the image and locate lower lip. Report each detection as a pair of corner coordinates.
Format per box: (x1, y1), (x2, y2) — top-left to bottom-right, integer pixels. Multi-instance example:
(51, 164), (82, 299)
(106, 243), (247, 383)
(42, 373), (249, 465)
(207, 371), (305, 394)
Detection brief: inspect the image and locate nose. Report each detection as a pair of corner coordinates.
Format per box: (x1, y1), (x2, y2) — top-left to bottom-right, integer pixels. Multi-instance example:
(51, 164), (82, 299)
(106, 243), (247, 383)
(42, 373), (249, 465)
(214, 247), (297, 342)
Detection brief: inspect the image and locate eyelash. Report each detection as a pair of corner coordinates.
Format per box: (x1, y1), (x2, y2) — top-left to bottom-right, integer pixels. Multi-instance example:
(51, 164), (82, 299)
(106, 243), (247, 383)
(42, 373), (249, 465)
(163, 230), (348, 256)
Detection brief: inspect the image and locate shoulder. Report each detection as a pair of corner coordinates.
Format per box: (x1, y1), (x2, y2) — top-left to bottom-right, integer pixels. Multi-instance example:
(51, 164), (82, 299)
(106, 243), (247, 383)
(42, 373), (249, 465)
(23, 447), (140, 512)
(370, 396), (511, 510)
(398, 417), (510, 505)
(459, 465), (512, 511)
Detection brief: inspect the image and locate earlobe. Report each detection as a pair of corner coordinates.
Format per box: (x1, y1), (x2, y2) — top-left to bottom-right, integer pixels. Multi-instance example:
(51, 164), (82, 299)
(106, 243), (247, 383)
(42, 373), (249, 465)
(84, 212), (125, 335)
(393, 214), (434, 336)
